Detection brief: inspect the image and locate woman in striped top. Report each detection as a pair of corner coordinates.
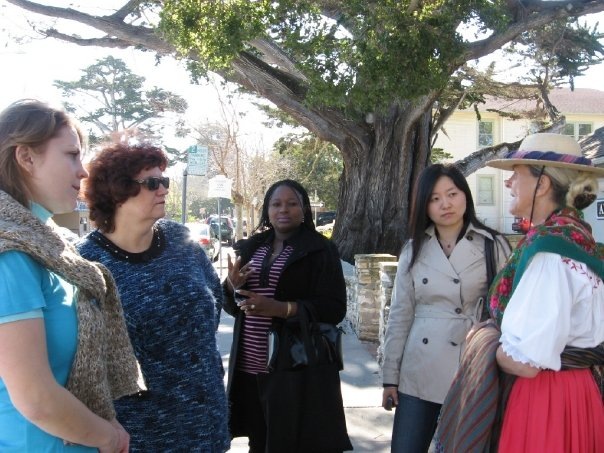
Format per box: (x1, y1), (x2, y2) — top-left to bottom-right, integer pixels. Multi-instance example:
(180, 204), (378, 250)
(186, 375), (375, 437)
(223, 179), (352, 452)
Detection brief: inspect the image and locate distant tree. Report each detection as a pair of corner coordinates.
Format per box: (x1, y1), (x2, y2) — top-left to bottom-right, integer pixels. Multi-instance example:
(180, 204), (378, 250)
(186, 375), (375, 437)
(54, 56), (188, 148)
(430, 148), (454, 164)
(274, 134), (342, 210)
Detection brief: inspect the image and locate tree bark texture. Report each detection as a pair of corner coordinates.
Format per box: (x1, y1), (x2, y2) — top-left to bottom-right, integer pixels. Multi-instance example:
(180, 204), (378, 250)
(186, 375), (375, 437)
(333, 107), (432, 262)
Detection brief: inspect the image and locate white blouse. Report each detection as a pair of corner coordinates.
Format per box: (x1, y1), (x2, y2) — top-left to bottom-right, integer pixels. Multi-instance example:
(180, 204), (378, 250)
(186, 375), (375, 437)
(500, 252), (604, 371)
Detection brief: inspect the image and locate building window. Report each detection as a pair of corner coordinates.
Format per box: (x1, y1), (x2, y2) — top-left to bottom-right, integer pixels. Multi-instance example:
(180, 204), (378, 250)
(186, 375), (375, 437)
(478, 121), (494, 147)
(477, 175), (494, 205)
(563, 122), (592, 141)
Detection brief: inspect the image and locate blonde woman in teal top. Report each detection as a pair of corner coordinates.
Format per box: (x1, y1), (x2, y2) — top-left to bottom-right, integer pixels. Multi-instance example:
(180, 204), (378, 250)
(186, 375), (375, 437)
(0, 100), (139, 452)
(0, 204), (95, 452)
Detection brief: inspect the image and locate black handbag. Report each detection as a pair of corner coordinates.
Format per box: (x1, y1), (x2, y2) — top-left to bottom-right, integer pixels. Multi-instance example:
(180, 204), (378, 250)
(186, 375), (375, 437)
(267, 308), (344, 372)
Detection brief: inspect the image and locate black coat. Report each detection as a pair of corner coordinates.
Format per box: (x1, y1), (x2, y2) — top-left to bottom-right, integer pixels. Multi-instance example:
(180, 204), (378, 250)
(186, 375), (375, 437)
(222, 226), (351, 451)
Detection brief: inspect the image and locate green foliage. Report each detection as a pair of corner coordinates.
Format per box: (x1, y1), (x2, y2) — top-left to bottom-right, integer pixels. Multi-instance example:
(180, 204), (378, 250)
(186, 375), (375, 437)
(274, 133), (342, 210)
(54, 56), (188, 143)
(160, 0), (271, 77)
(504, 19), (604, 88)
(160, 1), (514, 112)
(430, 147), (454, 163)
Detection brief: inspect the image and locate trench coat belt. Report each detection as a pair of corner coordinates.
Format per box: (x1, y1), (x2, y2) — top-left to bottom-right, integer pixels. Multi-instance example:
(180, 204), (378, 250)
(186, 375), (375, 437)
(413, 304), (478, 324)
(414, 301), (483, 345)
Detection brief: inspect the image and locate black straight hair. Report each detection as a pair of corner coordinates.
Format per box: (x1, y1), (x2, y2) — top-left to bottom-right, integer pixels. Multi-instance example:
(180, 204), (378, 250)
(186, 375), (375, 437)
(407, 163), (501, 269)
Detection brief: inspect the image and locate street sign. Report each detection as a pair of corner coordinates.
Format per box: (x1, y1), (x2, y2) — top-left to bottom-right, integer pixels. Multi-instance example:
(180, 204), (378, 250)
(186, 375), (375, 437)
(208, 175), (232, 199)
(597, 200), (604, 219)
(187, 145), (208, 176)
(310, 202), (324, 208)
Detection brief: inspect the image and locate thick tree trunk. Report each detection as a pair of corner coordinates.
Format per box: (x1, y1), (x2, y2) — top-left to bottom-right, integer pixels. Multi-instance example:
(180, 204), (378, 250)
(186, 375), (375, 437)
(333, 108), (431, 262)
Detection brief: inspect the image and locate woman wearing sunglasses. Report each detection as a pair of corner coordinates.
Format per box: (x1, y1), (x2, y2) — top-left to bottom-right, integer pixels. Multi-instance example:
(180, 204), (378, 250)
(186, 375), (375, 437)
(76, 143), (230, 452)
(0, 100), (140, 452)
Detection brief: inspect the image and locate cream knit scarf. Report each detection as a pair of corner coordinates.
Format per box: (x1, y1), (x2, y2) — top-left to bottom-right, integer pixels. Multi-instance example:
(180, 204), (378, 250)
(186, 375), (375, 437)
(0, 190), (141, 420)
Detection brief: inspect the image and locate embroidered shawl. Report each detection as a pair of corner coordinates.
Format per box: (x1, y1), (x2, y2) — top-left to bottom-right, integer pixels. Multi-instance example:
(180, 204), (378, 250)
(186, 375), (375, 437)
(436, 208), (604, 453)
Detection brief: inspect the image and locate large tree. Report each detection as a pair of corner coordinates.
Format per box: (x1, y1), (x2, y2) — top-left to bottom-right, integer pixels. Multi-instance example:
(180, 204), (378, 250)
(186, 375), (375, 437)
(274, 134), (343, 210)
(54, 55), (188, 147)
(6, 0), (604, 260)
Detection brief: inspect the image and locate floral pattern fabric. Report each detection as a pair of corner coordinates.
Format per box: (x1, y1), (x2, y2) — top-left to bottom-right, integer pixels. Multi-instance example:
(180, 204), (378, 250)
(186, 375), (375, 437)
(488, 207), (604, 325)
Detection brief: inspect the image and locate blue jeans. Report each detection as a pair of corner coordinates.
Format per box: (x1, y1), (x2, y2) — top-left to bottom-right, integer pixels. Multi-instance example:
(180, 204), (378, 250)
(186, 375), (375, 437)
(391, 392), (441, 453)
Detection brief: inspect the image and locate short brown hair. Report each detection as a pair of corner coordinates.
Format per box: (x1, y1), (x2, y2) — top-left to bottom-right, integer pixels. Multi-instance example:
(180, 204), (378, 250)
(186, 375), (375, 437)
(84, 143), (168, 232)
(0, 99), (85, 207)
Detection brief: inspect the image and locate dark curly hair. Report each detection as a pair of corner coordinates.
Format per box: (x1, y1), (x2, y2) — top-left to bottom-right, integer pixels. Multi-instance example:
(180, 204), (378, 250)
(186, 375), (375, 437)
(255, 179), (315, 233)
(84, 143), (168, 233)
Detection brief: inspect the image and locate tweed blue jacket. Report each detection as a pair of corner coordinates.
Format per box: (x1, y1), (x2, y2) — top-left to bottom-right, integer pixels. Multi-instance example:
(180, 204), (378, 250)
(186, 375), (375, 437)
(77, 219), (229, 452)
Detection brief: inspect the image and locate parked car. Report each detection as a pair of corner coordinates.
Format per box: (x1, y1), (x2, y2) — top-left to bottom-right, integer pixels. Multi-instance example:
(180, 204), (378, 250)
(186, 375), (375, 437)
(206, 215), (235, 246)
(185, 222), (221, 261)
(316, 211), (336, 226)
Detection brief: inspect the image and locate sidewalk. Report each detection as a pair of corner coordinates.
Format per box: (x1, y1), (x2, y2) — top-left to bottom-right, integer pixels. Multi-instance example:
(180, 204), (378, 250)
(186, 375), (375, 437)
(217, 313), (394, 453)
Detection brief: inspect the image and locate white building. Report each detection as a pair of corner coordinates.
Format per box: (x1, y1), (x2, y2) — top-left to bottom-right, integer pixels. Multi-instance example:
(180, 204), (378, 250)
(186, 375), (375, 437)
(433, 88), (604, 241)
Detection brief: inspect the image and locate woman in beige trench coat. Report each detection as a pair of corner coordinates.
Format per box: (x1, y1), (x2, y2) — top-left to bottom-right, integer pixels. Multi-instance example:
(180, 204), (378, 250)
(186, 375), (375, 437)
(381, 164), (511, 453)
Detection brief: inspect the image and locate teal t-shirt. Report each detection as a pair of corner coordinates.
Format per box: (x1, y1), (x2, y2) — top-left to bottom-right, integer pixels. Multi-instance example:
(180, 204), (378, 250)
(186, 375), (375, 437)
(0, 204), (94, 452)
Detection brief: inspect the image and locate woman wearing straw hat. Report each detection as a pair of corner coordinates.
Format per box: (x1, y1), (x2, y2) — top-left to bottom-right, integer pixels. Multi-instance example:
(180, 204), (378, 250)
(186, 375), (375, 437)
(435, 133), (604, 452)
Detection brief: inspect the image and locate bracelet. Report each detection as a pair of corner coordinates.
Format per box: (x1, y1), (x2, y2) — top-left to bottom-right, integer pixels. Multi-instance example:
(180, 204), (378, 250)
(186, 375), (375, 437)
(285, 302), (292, 318)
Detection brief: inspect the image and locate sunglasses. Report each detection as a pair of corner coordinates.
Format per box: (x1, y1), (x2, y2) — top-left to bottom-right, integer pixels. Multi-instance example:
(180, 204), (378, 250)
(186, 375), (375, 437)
(132, 176), (170, 191)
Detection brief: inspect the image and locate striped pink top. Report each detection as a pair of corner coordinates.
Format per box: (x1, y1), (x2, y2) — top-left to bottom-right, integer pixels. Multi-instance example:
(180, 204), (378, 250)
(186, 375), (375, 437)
(237, 244), (293, 374)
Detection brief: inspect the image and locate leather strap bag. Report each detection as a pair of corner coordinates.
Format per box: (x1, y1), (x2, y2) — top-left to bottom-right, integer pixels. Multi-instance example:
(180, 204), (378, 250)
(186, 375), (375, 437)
(267, 308), (343, 372)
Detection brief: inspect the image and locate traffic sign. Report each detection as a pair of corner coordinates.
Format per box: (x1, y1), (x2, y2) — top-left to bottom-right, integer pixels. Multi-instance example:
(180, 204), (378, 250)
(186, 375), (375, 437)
(187, 145), (208, 176)
(208, 175), (232, 199)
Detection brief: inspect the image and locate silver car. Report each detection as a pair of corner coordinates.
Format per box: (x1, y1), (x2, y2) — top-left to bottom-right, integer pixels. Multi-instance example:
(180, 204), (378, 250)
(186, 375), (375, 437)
(185, 222), (221, 262)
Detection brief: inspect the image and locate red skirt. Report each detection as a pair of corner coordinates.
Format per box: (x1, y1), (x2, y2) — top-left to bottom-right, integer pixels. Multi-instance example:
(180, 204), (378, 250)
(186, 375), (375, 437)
(499, 369), (604, 452)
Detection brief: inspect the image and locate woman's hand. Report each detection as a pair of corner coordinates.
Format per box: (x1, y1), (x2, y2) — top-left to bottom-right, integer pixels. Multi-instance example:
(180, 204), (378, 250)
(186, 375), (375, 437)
(226, 254), (254, 290)
(236, 290), (291, 318)
(382, 387), (398, 410)
(109, 419), (129, 453)
(97, 423), (120, 453)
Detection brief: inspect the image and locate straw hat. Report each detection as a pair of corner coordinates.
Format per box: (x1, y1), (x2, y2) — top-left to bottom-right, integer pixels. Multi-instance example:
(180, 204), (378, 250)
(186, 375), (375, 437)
(487, 133), (604, 176)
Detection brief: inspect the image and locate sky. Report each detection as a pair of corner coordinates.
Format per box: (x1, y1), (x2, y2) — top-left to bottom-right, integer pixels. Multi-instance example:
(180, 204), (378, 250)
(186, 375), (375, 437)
(1, 2), (603, 154)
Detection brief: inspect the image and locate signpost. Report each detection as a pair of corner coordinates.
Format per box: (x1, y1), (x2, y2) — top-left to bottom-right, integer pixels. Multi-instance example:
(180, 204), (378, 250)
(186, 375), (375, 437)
(187, 145), (208, 176)
(309, 190), (323, 225)
(208, 175), (232, 274)
(181, 145), (209, 224)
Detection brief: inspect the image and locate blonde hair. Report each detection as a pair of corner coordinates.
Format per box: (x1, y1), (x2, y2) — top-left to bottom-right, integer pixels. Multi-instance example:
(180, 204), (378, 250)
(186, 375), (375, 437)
(0, 99), (85, 207)
(566, 172), (598, 210)
(530, 165), (599, 210)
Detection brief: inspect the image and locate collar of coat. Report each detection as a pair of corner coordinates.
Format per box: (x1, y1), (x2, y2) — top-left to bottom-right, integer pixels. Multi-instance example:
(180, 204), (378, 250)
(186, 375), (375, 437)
(0, 190), (141, 421)
(425, 222), (496, 243)
(235, 225), (328, 263)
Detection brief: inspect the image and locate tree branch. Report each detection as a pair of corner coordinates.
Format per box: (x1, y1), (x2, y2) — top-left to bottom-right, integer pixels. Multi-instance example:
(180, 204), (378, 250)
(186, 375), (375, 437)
(5, 0), (173, 54)
(455, 116), (566, 175)
(229, 51), (371, 151)
(112, 0), (144, 22)
(248, 38), (309, 82)
(464, 1), (604, 62)
(45, 29), (133, 48)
